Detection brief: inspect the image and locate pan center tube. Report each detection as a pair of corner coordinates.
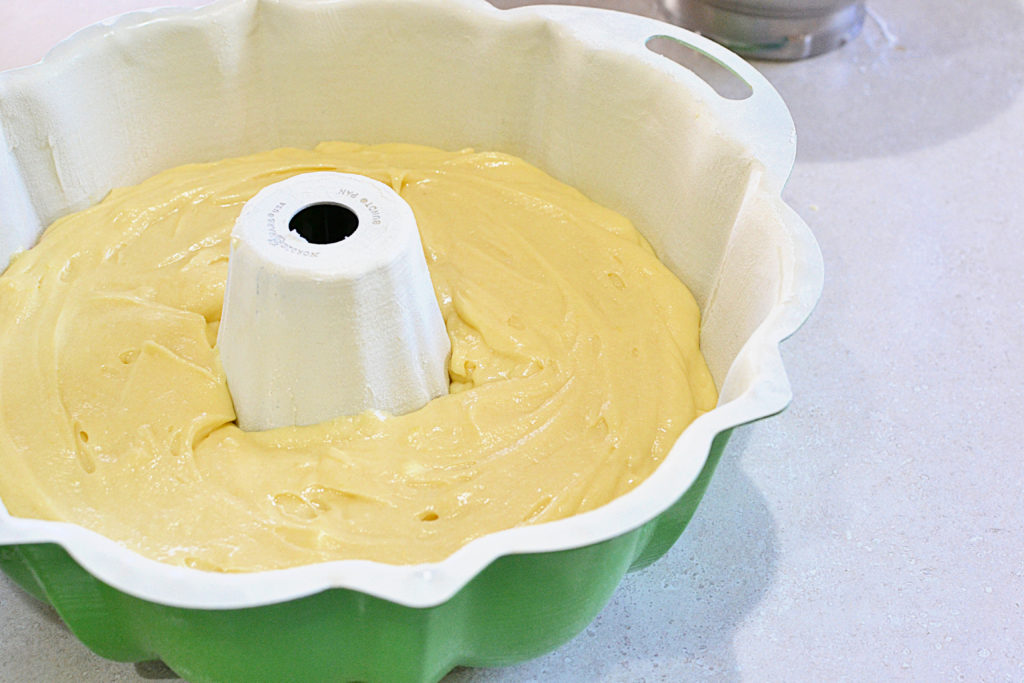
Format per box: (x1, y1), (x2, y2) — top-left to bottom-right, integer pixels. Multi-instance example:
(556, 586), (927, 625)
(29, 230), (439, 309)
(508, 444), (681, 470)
(218, 172), (451, 432)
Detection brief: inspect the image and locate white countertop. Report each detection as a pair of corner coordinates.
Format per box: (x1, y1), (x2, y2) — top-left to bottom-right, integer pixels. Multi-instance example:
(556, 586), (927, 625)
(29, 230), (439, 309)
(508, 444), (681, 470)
(1, 1), (1022, 680)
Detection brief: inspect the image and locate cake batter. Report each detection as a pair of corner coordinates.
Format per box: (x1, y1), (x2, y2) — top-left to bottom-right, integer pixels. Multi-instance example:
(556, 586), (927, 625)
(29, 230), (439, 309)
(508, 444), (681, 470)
(0, 143), (716, 569)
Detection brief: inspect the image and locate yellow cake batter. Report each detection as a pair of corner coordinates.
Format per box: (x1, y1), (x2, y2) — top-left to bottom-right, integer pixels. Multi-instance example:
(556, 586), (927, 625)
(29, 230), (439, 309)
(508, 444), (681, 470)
(0, 143), (716, 570)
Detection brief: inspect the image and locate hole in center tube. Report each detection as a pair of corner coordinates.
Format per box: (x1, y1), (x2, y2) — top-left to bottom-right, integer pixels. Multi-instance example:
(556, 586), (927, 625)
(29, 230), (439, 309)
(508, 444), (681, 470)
(289, 203), (359, 244)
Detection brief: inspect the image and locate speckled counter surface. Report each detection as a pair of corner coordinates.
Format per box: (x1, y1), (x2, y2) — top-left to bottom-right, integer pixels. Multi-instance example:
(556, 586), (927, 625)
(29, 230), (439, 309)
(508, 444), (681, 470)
(1, 1), (1021, 680)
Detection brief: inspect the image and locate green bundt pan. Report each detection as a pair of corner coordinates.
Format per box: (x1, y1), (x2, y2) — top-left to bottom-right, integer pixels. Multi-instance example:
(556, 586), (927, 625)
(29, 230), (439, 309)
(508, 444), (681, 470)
(0, 1), (822, 680)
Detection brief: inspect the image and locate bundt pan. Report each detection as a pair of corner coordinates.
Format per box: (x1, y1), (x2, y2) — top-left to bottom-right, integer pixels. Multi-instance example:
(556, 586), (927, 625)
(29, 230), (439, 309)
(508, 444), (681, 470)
(0, 0), (823, 681)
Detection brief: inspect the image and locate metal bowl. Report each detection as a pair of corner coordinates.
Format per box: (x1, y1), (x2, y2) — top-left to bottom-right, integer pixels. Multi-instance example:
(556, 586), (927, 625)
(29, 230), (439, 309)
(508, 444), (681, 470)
(664, 0), (867, 59)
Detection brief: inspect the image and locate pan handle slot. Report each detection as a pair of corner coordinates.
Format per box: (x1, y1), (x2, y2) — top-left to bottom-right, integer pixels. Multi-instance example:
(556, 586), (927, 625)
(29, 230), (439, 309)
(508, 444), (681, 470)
(645, 35), (753, 101)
